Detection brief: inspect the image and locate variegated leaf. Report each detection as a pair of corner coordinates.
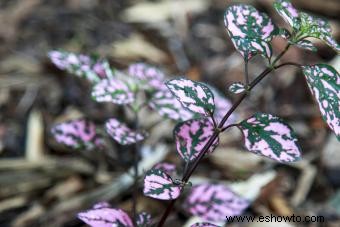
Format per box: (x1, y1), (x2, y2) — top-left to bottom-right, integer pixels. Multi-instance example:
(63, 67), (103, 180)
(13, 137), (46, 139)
(277, 28), (291, 39)
(166, 78), (215, 116)
(111, 69), (142, 92)
(149, 89), (196, 121)
(273, 0), (300, 29)
(208, 86), (236, 125)
(48, 50), (113, 83)
(77, 204), (133, 227)
(91, 78), (135, 105)
(191, 223), (219, 227)
(105, 118), (145, 145)
(224, 5), (276, 60)
(51, 119), (104, 150)
(128, 63), (165, 89)
(93, 202), (111, 209)
(136, 212), (152, 227)
(273, 1), (339, 52)
(302, 64), (340, 138)
(229, 82), (246, 94)
(174, 118), (218, 162)
(153, 162), (177, 175)
(239, 113), (302, 162)
(293, 39), (317, 52)
(184, 184), (249, 222)
(299, 12), (340, 52)
(143, 168), (181, 200)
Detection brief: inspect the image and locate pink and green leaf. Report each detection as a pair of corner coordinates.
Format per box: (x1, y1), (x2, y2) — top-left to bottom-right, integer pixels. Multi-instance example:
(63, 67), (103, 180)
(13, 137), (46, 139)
(229, 82), (246, 94)
(77, 204), (133, 227)
(166, 78), (215, 116)
(153, 162), (177, 175)
(184, 184), (249, 222)
(224, 5), (277, 60)
(239, 113), (302, 162)
(136, 212), (152, 227)
(91, 78), (135, 105)
(277, 28), (291, 39)
(93, 202), (111, 209)
(149, 89), (196, 121)
(105, 118), (145, 145)
(302, 64), (340, 139)
(299, 12), (340, 52)
(273, 0), (300, 29)
(51, 119), (104, 150)
(293, 40), (317, 52)
(128, 63), (165, 89)
(143, 168), (181, 200)
(48, 50), (113, 83)
(273, 1), (339, 52)
(174, 118), (218, 162)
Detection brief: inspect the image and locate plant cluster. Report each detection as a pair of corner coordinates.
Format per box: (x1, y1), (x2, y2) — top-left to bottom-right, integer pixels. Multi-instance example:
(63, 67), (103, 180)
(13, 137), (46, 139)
(49, 0), (339, 226)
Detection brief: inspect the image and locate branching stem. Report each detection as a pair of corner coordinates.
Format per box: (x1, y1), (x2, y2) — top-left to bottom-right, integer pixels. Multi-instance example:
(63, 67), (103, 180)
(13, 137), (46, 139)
(275, 62), (302, 69)
(221, 123), (240, 132)
(156, 44), (292, 227)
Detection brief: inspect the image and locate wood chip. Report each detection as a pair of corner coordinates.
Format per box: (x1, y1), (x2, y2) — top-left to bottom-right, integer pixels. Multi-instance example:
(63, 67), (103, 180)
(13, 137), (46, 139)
(25, 109), (45, 162)
(110, 34), (168, 63)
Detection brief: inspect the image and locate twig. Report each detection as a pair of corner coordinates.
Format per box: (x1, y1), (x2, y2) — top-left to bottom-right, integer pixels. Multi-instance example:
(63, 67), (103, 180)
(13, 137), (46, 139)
(0, 157), (94, 174)
(0, 196), (27, 213)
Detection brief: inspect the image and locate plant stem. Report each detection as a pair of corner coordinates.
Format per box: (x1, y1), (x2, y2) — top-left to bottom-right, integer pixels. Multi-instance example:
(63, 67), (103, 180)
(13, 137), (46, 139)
(156, 44), (291, 227)
(271, 44), (290, 66)
(244, 59), (249, 88)
(132, 111), (140, 225)
(183, 161), (190, 175)
(274, 62), (302, 69)
(209, 111), (217, 128)
(221, 123), (240, 132)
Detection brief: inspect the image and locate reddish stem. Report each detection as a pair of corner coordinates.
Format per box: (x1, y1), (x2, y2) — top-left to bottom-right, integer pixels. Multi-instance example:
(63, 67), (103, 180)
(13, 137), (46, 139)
(157, 44), (291, 227)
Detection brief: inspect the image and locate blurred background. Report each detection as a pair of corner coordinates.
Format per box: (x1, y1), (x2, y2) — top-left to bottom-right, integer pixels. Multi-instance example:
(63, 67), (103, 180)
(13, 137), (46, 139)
(0, 0), (339, 226)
